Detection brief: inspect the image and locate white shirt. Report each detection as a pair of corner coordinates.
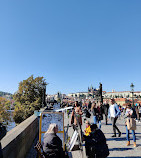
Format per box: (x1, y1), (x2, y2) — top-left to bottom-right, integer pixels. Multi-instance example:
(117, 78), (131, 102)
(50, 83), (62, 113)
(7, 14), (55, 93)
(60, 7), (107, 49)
(109, 104), (116, 118)
(126, 108), (133, 116)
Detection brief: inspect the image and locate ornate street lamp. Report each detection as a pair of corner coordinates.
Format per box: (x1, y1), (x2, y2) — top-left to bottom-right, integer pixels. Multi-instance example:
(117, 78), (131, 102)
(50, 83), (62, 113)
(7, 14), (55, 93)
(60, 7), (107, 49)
(130, 83), (134, 107)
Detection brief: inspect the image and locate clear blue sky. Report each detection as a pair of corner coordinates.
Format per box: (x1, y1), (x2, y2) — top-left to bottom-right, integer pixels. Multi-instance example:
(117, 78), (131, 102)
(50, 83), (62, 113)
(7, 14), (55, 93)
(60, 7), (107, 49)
(0, 0), (141, 95)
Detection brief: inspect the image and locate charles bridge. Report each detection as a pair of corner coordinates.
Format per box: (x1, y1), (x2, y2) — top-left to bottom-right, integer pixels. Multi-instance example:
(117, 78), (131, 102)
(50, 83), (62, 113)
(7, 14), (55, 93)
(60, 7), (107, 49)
(1, 106), (141, 158)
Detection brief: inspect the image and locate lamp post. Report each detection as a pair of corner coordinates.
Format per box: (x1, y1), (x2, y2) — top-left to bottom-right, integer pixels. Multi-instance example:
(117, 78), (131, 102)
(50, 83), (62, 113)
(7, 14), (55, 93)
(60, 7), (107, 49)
(130, 83), (134, 107)
(42, 82), (46, 108)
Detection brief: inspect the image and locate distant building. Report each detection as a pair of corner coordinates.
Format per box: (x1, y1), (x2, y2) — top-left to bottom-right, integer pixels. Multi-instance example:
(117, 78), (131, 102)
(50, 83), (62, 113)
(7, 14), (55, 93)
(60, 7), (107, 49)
(67, 84), (105, 102)
(103, 98), (131, 106)
(103, 91), (141, 99)
(46, 93), (66, 102)
(67, 92), (87, 98)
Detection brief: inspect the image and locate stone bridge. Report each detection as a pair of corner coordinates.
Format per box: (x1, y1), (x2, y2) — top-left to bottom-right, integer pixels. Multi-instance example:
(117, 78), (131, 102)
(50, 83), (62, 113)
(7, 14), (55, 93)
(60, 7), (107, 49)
(1, 109), (141, 158)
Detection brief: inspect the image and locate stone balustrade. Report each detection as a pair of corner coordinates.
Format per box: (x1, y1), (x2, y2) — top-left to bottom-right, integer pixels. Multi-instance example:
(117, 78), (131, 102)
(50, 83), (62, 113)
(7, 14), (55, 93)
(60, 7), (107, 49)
(1, 108), (46, 158)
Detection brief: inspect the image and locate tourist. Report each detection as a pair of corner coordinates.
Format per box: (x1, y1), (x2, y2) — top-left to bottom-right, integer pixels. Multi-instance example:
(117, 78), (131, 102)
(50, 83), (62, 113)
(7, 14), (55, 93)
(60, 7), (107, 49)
(83, 105), (91, 122)
(82, 106), (88, 123)
(91, 102), (102, 129)
(84, 120), (91, 136)
(43, 124), (65, 158)
(88, 101), (92, 111)
(135, 104), (139, 122)
(85, 124), (109, 158)
(138, 104), (141, 123)
(96, 102), (103, 129)
(91, 102), (98, 124)
(103, 101), (109, 125)
(83, 120), (91, 157)
(108, 98), (121, 137)
(124, 104), (137, 147)
(71, 101), (83, 128)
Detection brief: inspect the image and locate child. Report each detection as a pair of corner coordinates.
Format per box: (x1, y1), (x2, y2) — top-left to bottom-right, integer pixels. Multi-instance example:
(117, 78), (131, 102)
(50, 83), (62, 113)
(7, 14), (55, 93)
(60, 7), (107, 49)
(84, 120), (91, 136)
(83, 120), (91, 157)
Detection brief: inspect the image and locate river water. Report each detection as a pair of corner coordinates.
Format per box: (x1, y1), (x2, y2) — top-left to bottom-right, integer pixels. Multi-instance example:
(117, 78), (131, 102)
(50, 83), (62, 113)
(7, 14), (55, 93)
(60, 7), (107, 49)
(6, 110), (16, 132)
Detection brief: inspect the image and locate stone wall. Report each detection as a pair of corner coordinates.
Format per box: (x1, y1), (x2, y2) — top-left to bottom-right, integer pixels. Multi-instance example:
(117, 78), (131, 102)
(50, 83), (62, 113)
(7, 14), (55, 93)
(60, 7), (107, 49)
(1, 114), (39, 158)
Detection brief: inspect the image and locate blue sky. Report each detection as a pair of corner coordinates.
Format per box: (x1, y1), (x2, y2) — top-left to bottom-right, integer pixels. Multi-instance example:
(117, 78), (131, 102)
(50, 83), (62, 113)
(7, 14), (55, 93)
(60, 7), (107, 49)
(0, 0), (141, 94)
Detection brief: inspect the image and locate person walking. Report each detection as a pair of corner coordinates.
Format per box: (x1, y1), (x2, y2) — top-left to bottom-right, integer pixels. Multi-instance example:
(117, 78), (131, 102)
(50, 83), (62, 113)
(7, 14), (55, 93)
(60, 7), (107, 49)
(103, 101), (109, 125)
(138, 104), (141, 123)
(91, 103), (99, 126)
(71, 101), (83, 129)
(88, 101), (92, 111)
(91, 102), (102, 129)
(108, 98), (121, 137)
(97, 102), (103, 129)
(135, 104), (139, 122)
(124, 104), (137, 147)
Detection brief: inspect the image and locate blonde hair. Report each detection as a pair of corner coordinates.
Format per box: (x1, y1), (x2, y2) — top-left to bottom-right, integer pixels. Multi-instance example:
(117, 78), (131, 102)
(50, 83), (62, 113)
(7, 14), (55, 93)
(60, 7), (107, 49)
(91, 102), (96, 111)
(45, 123), (58, 134)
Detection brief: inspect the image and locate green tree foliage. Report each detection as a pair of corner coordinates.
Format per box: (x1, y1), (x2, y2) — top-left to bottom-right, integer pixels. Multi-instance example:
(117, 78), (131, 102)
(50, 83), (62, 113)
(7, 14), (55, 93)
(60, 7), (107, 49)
(0, 97), (10, 124)
(13, 75), (47, 123)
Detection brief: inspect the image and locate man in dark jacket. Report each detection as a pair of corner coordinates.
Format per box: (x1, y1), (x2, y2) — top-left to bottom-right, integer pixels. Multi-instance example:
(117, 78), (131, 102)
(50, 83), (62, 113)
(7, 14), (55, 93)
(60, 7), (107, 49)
(103, 102), (109, 125)
(85, 124), (109, 158)
(88, 101), (92, 111)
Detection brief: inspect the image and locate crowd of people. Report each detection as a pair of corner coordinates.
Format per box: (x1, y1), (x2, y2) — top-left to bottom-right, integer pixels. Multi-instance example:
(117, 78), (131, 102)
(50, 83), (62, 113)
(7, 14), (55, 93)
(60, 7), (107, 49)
(42, 98), (140, 158)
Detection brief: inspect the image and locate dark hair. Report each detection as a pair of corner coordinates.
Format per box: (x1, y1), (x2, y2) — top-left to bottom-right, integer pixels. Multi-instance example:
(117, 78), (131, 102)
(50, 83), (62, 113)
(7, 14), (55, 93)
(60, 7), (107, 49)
(127, 103), (131, 107)
(75, 101), (80, 107)
(111, 98), (115, 102)
(54, 100), (57, 103)
(90, 124), (98, 131)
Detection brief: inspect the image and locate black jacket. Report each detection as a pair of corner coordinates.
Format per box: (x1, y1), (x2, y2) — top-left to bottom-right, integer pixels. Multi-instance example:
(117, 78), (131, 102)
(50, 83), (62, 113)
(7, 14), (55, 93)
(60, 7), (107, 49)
(92, 108), (98, 116)
(85, 129), (109, 158)
(103, 104), (109, 115)
(43, 133), (64, 158)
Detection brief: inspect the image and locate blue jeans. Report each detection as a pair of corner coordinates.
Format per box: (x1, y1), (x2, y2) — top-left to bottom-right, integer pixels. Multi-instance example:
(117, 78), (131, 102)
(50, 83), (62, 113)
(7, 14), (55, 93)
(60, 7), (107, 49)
(93, 116), (101, 129)
(126, 126), (136, 142)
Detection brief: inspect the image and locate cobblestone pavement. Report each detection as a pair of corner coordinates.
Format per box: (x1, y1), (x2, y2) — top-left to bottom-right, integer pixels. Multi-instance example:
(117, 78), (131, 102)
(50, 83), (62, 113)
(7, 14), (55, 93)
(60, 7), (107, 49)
(26, 112), (141, 158)
(101, 118), (141, 158)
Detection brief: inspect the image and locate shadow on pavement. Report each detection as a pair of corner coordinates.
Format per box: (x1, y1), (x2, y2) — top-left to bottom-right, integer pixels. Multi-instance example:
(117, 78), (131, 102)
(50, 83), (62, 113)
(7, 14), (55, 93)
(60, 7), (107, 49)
(107, 137), (126, 141)
(107, 136), (141, 141)
(108, 157), (141, 158)
(109, 147), (133, 151)
(103, 123), (112, 126)
(105, 133), (141, 135)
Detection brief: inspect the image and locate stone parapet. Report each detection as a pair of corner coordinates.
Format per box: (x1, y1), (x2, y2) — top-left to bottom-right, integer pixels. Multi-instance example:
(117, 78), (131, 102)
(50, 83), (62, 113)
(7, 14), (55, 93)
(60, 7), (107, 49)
(0, 108), (44, 158)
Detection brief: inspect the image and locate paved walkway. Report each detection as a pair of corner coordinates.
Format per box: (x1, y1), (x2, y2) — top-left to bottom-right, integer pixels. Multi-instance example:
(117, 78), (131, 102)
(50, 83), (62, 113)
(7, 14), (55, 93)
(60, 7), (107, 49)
(26, 112), (141, 158)
(67, 113), (141, 158)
